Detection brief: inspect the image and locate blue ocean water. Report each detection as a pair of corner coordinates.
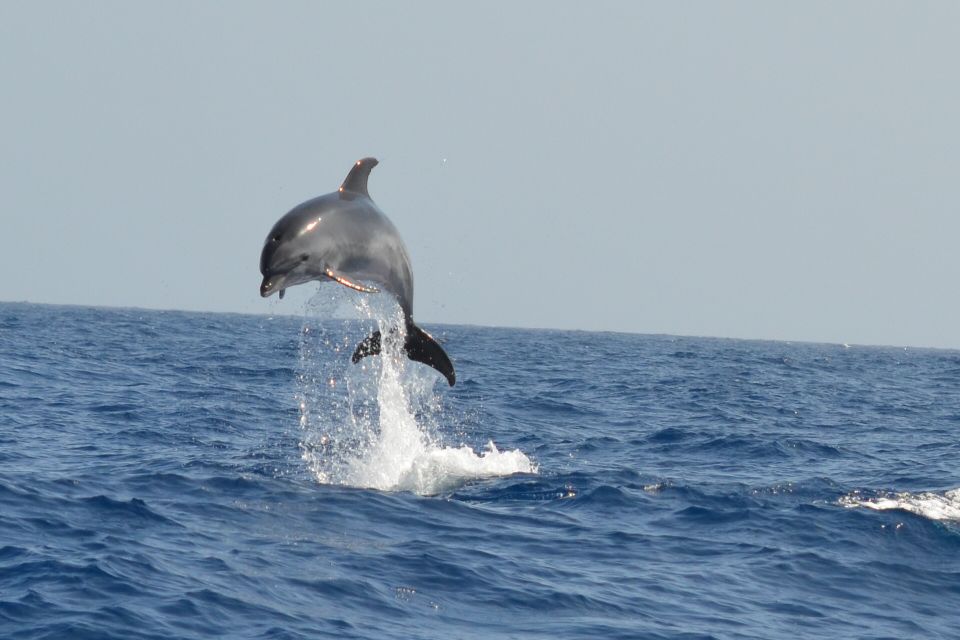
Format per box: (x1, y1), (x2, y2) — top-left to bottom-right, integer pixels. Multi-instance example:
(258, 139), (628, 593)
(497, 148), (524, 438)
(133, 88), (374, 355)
(1, 299), (959, 639)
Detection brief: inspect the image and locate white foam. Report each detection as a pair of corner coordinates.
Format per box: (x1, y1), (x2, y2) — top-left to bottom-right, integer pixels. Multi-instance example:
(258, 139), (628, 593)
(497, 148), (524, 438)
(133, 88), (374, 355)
(839, 488), (960, 521)
(295, 287), (536, 495)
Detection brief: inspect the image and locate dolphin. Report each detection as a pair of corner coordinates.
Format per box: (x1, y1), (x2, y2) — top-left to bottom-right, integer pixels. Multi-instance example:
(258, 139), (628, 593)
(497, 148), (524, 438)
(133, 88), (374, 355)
(259, 157), (455, 386)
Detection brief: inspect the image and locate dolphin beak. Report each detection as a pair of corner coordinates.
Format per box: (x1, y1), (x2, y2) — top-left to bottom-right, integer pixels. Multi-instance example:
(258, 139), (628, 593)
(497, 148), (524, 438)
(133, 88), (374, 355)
(260, 275), (281, 298)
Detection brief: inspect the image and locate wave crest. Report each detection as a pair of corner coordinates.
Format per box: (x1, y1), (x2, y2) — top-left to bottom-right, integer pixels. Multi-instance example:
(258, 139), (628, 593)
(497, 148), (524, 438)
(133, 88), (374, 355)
(839, 488), (960, 521)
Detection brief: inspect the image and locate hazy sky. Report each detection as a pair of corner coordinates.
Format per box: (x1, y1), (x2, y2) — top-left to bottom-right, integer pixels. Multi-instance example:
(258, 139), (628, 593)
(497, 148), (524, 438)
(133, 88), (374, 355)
(2, 2), (958, 348)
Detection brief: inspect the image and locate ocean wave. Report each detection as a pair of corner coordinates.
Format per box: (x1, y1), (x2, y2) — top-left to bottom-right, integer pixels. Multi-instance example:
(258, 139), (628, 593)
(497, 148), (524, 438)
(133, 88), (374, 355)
(4, 302), (960, 640)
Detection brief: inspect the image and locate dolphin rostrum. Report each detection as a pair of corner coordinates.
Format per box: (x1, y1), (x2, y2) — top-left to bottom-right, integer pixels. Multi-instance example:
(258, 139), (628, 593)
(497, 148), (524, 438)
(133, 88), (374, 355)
(259, 157), (455, 386)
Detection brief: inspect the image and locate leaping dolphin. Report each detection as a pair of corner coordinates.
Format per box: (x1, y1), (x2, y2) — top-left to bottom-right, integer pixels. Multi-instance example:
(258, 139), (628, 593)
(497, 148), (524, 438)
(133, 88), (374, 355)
(259, 157), (456, 386)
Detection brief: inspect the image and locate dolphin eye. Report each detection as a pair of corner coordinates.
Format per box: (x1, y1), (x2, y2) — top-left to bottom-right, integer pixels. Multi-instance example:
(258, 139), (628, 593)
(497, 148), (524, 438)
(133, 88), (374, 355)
(300, 254), (309, 262)
(272, 235), (280, 243)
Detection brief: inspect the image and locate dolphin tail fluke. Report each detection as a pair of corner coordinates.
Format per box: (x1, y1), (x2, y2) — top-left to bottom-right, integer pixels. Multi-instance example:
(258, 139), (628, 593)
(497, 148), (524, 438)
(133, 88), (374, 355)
(350, 324), (456, 386)
(351, 330), (382, 362)
(404, 323), (456, 386)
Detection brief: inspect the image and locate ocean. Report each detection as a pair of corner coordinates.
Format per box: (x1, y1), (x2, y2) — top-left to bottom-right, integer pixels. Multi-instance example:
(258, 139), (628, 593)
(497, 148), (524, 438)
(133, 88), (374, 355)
(1, 297), (958, 639)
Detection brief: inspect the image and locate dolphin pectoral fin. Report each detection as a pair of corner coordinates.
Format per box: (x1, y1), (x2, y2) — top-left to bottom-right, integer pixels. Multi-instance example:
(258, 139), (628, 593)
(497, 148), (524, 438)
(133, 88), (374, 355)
(351, 330), (382, 363)
(404, 323), (456, 386)
(325, 268), (380, 294)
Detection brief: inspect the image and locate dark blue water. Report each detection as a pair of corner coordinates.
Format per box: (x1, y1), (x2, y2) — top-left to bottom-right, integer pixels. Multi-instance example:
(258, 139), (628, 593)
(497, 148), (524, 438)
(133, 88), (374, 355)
(1, 301), (958, 639)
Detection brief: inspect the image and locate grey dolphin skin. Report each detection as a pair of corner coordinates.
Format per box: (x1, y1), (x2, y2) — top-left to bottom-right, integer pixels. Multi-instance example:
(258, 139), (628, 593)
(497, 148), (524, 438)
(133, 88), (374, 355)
(259, 158), (455, 386)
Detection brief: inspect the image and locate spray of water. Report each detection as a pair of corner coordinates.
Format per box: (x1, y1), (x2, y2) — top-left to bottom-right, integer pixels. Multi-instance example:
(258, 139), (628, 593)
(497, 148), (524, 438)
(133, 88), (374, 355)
(296, 287), (536, 495)
(839, 488), (960, 521)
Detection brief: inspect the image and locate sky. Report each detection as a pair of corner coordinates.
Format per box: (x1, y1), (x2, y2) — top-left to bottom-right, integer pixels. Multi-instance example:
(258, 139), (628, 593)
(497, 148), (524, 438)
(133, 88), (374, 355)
(1, 2), (958, 349)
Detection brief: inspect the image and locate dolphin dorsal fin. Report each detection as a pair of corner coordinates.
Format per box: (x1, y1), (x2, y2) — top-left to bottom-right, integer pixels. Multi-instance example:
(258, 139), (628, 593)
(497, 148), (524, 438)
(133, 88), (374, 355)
(339, 157), (379, 196)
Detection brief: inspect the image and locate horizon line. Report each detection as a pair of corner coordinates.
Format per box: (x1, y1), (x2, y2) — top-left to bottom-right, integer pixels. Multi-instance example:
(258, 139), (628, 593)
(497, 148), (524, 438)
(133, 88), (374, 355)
(2, 298), (957, 355)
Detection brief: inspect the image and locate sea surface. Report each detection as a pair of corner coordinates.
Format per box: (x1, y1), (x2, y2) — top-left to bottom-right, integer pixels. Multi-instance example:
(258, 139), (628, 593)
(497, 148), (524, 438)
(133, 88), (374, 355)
(1, 297), (959, 639)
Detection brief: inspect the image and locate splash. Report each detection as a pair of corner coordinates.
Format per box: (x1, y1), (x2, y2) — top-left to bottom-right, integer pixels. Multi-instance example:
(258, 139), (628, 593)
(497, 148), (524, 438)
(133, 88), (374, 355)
(295, 287), (536, 495)
(839, 488), (960, 521)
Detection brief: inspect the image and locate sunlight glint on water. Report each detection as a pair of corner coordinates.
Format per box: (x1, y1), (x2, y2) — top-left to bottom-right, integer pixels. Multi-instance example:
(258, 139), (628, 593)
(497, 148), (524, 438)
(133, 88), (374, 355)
(296, 288), (536, 494)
